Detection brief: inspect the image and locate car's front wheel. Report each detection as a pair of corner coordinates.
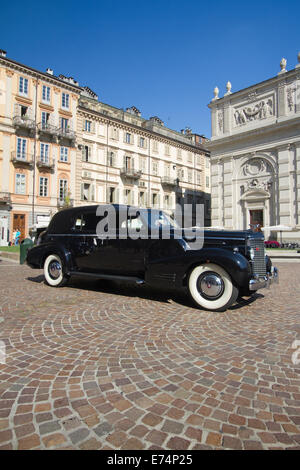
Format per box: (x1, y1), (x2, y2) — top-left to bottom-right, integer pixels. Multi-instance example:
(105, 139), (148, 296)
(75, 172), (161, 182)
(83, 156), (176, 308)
(188, 263), (238, 311)
(44, 254), (69, 287)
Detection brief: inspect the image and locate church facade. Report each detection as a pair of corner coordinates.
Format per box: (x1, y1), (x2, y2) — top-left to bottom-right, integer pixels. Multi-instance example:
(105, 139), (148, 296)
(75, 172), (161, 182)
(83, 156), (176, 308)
(207, 54), (300, 242)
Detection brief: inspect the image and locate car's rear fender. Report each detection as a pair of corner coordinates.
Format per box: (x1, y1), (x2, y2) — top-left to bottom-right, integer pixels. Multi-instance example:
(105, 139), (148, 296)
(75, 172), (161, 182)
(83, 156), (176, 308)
(27, 242), (74, 273)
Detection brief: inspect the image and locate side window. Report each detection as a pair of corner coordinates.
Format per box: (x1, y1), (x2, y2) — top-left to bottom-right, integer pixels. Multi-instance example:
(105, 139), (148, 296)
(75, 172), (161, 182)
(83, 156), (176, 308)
(73, 212), (103, 234)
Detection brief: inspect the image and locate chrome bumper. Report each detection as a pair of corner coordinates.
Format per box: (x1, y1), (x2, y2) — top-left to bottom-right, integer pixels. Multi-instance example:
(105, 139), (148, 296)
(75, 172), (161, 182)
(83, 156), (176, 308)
(249, 266), (279, 291)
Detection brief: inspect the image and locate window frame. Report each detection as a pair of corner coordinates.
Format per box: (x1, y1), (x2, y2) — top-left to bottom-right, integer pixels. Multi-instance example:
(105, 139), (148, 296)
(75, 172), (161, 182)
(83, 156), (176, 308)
(15, 173), (26, 195)
(19, 76), (28, 96)
(39, 176), (48, 197)
(61, 92), (70, 109)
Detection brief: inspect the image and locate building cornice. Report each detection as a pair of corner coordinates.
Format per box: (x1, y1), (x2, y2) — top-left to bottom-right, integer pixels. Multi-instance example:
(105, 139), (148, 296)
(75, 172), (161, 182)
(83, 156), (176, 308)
(0, 56), (82, 94)
(78, 105), (209, 156)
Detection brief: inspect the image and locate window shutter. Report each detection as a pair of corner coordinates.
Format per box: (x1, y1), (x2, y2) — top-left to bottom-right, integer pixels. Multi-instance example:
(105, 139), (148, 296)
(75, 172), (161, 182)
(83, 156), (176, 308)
(81, 183), (84, 201)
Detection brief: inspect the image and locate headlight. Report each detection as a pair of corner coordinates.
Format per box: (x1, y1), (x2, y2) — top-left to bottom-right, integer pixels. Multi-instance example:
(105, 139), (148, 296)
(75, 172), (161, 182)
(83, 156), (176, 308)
(249, 247), (255, 260)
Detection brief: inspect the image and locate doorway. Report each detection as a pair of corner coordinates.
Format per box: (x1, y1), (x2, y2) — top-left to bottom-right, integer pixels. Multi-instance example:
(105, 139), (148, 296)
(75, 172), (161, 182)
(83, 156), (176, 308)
(13, 213), (26, 243)
(249, 209), (263, 230)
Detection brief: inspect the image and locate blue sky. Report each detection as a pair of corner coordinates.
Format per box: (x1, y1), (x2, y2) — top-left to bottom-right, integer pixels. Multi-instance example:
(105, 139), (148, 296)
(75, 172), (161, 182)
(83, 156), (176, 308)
(1, 0), (300, 137)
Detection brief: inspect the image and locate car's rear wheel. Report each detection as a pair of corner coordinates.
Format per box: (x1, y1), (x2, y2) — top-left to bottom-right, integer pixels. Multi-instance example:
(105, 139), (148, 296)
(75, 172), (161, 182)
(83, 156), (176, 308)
(188, 263), (238, 311)
(44, 254), (69, 287)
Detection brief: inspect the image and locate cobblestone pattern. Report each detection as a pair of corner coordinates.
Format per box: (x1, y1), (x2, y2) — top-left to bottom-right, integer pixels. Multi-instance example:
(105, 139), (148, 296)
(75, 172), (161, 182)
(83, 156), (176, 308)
(0, 260), (299, 450)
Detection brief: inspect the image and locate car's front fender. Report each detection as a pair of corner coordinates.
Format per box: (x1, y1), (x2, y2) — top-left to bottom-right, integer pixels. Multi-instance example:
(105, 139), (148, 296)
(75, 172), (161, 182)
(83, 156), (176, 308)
(145, 248), (251, 289)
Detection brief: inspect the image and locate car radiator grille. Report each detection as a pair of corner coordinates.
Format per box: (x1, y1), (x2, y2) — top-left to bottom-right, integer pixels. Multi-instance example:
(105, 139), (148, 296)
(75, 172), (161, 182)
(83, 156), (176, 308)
(249, 238), (266, 277)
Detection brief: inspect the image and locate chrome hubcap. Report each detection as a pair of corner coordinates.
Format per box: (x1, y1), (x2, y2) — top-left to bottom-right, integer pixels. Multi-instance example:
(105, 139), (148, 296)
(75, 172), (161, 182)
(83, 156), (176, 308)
(49, 260), (61, 279)
(197, 272), (225, 300)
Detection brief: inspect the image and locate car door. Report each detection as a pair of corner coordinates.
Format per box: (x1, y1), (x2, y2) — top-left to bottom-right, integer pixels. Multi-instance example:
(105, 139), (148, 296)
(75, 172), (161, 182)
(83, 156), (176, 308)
(72, 208), (120, 273)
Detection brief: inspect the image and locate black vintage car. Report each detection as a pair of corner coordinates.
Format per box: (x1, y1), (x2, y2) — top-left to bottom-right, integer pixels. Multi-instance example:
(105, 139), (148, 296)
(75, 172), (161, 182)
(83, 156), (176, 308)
(26, 204), (278, 312)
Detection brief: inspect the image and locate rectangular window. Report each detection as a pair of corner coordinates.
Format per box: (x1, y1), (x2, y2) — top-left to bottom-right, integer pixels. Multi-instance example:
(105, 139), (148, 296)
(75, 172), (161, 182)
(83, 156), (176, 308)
(62, 93), (69, 109)
(59, 179), (68, 201)
(125, 132), (131, 144)
(109, 187), (116, 203)
(60, 147), (68, 162)
(152, 141), (158, 152)
(108, 151), (115, 167)
(42, 85), (50, 103)
(19, 77), (28, 96)
(41, 111), (50, 126)
(15, 173), (26, 194)
(188, 169), (193, 183)
(152, 161), (158, 176)
(39, 177), (48, 197)
(165, 145), (170, 156)
(85, 120), (92, 132)
(40, 143), (49, 162)
(139, 137), (145, 148)
(60, 117), (69, 130)
(124, 189), (132, 205)
(81, 183), (94, 201)
(206, 176), (210, 188)
(82, 145), (91, 162)
(177, 148), (182, 160)
(17, 138), (26, 159)
(152, 193), (158, 206)
(139, 157), (146, 172)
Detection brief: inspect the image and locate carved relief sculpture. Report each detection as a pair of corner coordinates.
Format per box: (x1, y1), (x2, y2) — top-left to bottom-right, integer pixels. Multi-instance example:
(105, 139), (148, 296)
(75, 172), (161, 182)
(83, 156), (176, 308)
(234, 97), (274, 126)
(218, 110), (223, 133)
(287, 86), (296, 112)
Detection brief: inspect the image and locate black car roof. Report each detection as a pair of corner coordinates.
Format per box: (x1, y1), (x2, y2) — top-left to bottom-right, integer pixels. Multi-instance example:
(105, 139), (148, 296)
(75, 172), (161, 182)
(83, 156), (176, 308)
(47, 204), (144, 233)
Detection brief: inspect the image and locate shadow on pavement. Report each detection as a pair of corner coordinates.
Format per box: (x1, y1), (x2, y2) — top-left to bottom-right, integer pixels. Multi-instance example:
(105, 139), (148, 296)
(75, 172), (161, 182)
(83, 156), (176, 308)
(26, 274), (265, 312)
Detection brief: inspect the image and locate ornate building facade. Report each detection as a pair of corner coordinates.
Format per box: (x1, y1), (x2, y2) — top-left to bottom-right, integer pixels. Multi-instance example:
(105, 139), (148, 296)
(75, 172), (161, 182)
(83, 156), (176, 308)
(0, 50), (80, 244)
(77, 96), (210, 222)
(208, 53), (300, 241)
(0, 50), (210, 245)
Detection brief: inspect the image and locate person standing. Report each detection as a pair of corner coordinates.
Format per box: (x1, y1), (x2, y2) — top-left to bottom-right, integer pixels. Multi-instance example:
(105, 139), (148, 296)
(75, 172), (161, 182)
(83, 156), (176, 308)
(15, 228), (21, 245)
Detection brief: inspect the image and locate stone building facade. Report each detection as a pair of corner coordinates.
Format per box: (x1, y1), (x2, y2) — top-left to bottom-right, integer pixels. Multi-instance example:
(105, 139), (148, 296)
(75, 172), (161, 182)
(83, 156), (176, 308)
(77, 96), (211, 223)
(0, 50), (210, 245)
(0, 50), (80, 244)
(208, 54), (300, 242)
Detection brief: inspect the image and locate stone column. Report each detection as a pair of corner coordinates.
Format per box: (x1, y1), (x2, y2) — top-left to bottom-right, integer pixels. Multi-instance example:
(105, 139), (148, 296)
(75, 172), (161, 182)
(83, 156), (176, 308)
(277, 80), (287, 118)
(295, 142), (300, 227)
(223, 103), (231, 135)
(211, 107), (217, 137)
(277, 144), (292, 225)
(223, 156), (233, 228)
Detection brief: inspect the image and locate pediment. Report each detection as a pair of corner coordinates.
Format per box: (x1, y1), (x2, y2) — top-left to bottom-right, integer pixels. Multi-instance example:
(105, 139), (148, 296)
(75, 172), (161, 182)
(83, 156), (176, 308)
(240, 189), (270, 201)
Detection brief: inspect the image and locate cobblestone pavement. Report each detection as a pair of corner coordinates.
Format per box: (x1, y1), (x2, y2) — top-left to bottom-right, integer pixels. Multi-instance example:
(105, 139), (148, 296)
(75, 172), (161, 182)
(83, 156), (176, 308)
(0, 259), (299, 450)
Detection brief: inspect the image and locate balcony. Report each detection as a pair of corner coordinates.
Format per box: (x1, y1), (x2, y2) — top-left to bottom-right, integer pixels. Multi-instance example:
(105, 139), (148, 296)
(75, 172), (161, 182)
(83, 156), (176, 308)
(57, 125), (76, 144)
(38, 121), (58, 137)
(0, 192), (11, 205)
(11, 151), (33, 167)
(161, 176), (179, 188)
(120, 167), (142, 180)
(36, 156), (55, 171)
(13, 115), (35, 134)
(57, 197), (74, 209)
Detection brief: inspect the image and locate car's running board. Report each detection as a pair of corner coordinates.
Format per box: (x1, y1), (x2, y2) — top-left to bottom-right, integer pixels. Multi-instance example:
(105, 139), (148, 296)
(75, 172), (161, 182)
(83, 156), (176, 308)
(68, 271), (145, 285)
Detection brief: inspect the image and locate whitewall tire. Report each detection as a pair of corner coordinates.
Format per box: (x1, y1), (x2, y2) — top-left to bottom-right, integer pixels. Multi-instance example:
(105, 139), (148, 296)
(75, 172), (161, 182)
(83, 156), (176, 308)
(44, 254), (68, 287)
(188, 263), (238, 311)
